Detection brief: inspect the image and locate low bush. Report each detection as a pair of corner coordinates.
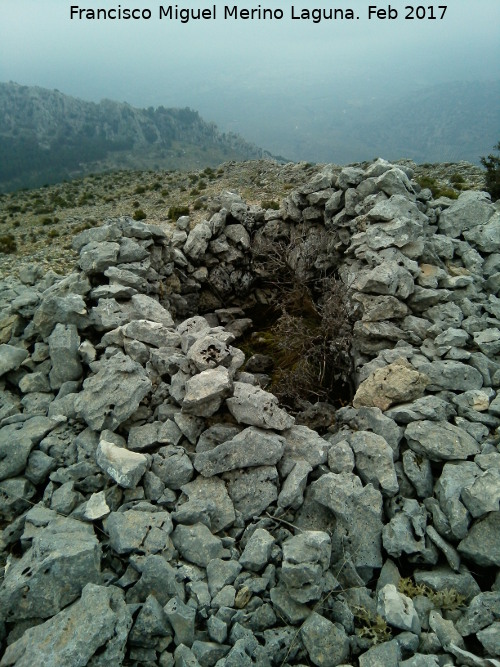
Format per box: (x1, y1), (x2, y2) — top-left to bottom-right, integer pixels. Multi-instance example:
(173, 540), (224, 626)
(0, 233), (17, 254)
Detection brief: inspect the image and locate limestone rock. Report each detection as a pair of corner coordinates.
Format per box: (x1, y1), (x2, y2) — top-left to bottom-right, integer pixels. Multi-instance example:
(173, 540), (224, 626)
(75, 352), (151, 430)
(96, 439), (148, 489)
(353, 359), (429, 410)
(226, 382), (295, 431)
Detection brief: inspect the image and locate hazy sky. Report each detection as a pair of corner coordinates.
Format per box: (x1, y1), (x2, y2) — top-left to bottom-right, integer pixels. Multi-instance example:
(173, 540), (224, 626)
(1, 0), (499, 157)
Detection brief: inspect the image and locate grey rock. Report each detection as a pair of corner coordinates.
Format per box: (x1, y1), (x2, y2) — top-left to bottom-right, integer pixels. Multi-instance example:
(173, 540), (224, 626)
(406, 420), (480, 461)
(458, 511), (500, 567)
(171, 522), (224, 567)
(96, 439), (148, 489)
(388, 395), (455, 424)
(128, 420), (181, 452)
(104, 509), (173, 554)
(183, 366), (233, 417)
(226, 382), (294, 431)
(176, 475), (235, 533)
(0, 477), (36, 522)
(402, 450), (434, 498)
(327, 440), (355, 474)
(18, 371), (50, 394)
(383, 498), (427, 558)
(193, 427), (285, 477)
(461, 468), (500, 517)
(438, 191), (495, 238)
(131, 293), (175, 327)
(0, 584), (131, 667)
(32, 293), (87, 338)
(278, 458), (312, 509)
(377, 583), (421, 634)
(128, 593), (171, 645)
(352, 261), (414, 299)
(183, 220), (212, 260)
(151, 445), (194, 490)
(174, 412), (206, 445)
(48, 323), (82, 389)
(473, 328), (500, 356)
(343, 406), (403, 453)
(239, 528), (275, 572)
(312, 472), (384, 570)
(359, 640), (402, 667)
(81, 491), (110, 521)
(24, 449), (56, 484)
(206, 558), (242, 597)
(0, 431), (34, 481)
(127, 554), (185, 606)
(50, 480), (82, 515)
(280, 425), (329, 474)
(428, 609), (464, 650)
(123, 319), (179, 347)
(75, 352), (151, 430)
(192, 641), (231, 667)
(269, 585), (310, 624)
(165, 595), (196, 647)
(0, 344), (28, 376)
(435, 462), (479, 539)
(477, 623), (500, 657)
(414, 566), (481, 602)
(224, 465), (278, 520)
(414, 360), (483, 391)
(349, 431), (398, 496)
(455, 592), (500, 636)
(375, 168), (415, 197)
(0, 516), (101, 621)
(300, 612), (350, 667)
(426, 525), (461, 572)
(281, 530), (331, 603)
(79, 240), (120, 273)
(187, 335), (233, 372)
(464, 211), (500, 252)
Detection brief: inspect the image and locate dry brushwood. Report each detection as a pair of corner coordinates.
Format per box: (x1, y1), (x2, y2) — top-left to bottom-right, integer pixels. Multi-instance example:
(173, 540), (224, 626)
(250, 228), (354, 409)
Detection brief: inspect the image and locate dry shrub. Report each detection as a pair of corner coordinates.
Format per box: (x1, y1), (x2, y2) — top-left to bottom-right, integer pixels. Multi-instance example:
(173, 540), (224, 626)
(250, 226), (353, 408)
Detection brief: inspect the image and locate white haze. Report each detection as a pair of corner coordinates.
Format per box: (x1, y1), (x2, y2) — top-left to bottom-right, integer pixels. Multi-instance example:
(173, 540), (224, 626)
(1, 0), (499, 162)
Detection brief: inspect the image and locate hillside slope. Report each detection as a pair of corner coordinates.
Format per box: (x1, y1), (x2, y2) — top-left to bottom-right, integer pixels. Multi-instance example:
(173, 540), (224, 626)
(0, 82), (271, 192)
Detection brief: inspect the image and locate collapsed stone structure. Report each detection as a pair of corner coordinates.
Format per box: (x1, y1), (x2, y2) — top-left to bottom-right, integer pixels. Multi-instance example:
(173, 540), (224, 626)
(0, 158), (499, 666)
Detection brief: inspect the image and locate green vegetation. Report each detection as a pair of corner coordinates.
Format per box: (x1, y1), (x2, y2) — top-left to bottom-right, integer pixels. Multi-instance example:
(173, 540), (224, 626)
(352, 606), (392, 645)
(416, 175), (458, 199)
(480, 141), (500, 201)
(0, 233), (17, 254)
(261, 199), (280, 210)
(168, 205), (190, 221)
(398, 577), (467, 611)
(132, 208), (147, 221)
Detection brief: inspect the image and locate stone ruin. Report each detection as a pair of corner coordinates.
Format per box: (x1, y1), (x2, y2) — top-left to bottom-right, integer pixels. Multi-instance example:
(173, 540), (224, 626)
(0, 158), (499, 666)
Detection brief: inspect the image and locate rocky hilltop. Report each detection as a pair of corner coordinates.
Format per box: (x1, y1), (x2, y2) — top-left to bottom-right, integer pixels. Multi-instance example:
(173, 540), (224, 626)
(0, 82), (271, 192)
(0, 158), (499, 666)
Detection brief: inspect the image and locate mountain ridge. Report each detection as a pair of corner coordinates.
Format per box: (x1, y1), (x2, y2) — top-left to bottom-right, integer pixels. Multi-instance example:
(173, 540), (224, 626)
(0, 81), (275, 192)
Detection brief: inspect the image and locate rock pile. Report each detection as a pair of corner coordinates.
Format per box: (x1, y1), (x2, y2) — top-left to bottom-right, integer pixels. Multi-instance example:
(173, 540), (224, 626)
(0, 158), (499, 666)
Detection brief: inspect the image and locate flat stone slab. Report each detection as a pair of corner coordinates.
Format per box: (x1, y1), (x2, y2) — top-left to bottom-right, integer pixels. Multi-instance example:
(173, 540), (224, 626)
(226, 382), (295, 431)
(193, 426), (285, 477)
(353, 359), (429, 411)
(75, 351), (151, 431)
(405, 420), (480, 461)
(96, 439), (148, 489)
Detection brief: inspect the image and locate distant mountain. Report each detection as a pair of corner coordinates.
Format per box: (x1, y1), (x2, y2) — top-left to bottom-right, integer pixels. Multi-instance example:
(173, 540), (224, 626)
(222, 79), (499, 166)
(355, 80), (500, 165)
(0, 82), (272, 192)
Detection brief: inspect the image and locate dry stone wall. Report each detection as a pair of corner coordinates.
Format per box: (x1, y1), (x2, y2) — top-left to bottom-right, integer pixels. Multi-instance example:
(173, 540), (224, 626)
(0, 158), (500, 666)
